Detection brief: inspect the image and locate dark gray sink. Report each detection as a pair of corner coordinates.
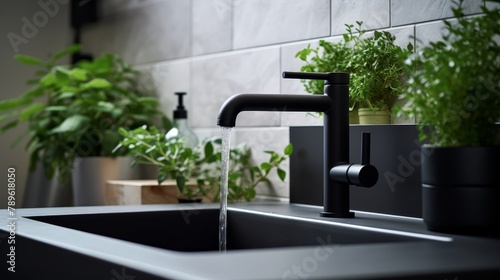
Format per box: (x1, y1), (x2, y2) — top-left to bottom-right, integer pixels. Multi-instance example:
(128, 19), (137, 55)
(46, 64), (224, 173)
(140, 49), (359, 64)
(28, 207), (440, 252)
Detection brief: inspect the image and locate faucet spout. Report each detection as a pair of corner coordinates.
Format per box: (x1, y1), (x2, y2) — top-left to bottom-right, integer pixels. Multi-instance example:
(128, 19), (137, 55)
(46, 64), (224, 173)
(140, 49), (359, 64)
(217, 94), (332, 127)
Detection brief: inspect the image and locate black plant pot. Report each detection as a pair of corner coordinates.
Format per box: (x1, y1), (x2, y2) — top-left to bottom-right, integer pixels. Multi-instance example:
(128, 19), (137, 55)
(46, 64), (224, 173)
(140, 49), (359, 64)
(421, 146), (500, 234)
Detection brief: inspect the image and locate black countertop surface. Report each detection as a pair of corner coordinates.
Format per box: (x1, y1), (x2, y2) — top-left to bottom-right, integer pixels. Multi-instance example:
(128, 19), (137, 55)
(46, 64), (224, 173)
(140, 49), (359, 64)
(2, 202), (500, 279)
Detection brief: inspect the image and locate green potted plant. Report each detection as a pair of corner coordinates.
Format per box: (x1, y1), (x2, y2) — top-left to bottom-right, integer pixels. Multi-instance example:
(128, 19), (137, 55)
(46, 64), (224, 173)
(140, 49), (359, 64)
(296, 22), (412, 124)
(0, 45), (168, 206)
(115, 125), (293, 203)
(396, 0), (500, 233)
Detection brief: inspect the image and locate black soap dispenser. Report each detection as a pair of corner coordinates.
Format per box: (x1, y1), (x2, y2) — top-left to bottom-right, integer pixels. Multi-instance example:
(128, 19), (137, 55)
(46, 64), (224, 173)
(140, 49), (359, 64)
(166, 92), (199, 148)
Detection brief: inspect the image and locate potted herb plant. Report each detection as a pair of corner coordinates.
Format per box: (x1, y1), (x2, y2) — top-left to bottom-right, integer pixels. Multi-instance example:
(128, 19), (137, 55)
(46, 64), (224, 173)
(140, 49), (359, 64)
(115, 125), (292, 203)
(396, 0), (500, 233)
(296, 22), (412, 124)
(0, 45), (168, 206)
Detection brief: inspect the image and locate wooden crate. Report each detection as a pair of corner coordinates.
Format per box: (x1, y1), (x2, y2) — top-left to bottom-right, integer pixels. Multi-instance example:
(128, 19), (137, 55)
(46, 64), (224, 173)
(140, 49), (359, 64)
(106, 180), (215, 205)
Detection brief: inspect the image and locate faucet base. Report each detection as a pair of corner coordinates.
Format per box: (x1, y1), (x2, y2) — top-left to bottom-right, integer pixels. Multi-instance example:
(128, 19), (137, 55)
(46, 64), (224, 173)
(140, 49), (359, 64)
(320, 211), (355, 218)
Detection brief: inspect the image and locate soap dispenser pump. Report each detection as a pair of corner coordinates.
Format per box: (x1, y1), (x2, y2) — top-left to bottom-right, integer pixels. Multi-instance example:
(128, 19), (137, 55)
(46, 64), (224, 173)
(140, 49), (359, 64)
(166, 92), (199, 148)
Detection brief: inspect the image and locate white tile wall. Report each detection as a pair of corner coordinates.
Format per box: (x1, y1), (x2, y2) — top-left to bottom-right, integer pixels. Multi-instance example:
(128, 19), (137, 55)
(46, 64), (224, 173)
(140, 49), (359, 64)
(391, 0), (483, 26)
(82, 0), (191, 65)
(192, 0), (232, 55)
(191, 47), (281, 128)
(331, 0), (390, 35)
(233, 0), (330, 49)
(81, 0), (491, 199)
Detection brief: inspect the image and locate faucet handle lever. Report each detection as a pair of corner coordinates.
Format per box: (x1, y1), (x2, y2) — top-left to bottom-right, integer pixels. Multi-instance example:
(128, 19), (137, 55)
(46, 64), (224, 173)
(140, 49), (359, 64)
(282, 71), (349, 85)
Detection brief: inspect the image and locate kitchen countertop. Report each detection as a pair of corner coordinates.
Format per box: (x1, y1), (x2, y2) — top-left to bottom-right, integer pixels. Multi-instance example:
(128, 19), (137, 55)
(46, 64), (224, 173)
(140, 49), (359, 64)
(2, 202), (500, 279)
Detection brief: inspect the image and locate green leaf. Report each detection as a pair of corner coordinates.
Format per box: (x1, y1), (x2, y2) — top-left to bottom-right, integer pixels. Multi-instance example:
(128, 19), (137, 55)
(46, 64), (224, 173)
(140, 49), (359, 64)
(250, 166), (261, 174)
(13, 54), (47, 66)
(284, 143), (293, 155)
(83, 78), (111, 89)
(137, 97), (159, 106)
(55, 92), (76, 100)
(157, 173), (167, 184)
(204, 141), (214, 157)
(205, 154), (218, 163)
(69, 68), (87, 81)
(102, 130), (121, 156)
(260, 162), (272, 173)
(53, 44), (81, 60)
(97, 101), (115, 112)
(54, 67), (71, 86)
(0, 120), (19, 134)
(40, 73), (56, 86)
(229, 172), (241, 180)
(19, 103), (45, 121)
(244, 188), (256, 201)
(0, 97), (31, 112)
(277, 168), (286, 181)
(118, 127), (129, 136)
(45, 105), (67, 111)
(176, 175), (186, 192)
(50, 115), (89, 134)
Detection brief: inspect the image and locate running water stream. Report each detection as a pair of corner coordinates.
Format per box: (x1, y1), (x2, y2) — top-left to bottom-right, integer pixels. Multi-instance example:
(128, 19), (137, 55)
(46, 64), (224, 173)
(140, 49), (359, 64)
(219, 127), (232, 252)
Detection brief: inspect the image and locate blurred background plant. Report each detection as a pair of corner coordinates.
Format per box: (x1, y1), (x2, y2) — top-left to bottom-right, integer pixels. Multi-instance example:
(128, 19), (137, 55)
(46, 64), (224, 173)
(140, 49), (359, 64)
(116, 125), (293, 202)
(0, 44), (168, 181)
(395, 0), (499, 147)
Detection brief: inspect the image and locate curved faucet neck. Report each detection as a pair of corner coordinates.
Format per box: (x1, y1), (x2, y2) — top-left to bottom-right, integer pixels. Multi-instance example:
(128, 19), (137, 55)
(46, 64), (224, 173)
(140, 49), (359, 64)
(217, 93), (332, 127)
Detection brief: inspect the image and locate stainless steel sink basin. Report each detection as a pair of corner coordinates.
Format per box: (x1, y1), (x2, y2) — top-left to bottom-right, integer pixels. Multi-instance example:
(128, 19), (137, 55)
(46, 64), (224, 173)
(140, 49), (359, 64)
(28, 207), (446, 252)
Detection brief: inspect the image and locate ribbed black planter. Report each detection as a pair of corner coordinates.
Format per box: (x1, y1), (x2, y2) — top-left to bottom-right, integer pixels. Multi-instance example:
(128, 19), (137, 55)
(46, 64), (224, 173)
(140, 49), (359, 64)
(421, 146), (500, 234)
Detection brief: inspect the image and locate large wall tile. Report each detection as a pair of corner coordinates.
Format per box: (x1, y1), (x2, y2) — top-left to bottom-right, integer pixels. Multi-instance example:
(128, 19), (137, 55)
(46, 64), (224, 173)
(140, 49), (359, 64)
(191, 47), (281, 128)
(387, 26), (415, 49)
(192, 0), (232, 56)
(136, 59), (191, 126)
(331, 0), (390, 35)
(82, 0), (191, 65)
(233, 0), (330, 49)
(392, 0), (483, 26)
(415, 20), (450, 49)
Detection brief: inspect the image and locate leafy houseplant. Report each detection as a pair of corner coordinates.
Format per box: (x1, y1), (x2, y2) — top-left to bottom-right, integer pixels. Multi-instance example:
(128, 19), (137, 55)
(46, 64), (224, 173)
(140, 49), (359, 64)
(0, 44), (167, 183)
(296, 22), (412, 124)
(116, 125), (293, 202)
(396, 0), (500, 233)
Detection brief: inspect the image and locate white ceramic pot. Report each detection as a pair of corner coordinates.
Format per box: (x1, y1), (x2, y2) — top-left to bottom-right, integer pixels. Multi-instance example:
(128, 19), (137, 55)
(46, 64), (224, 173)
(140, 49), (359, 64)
(72, 157), (140, 206)
(22, 160), (73, 207)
